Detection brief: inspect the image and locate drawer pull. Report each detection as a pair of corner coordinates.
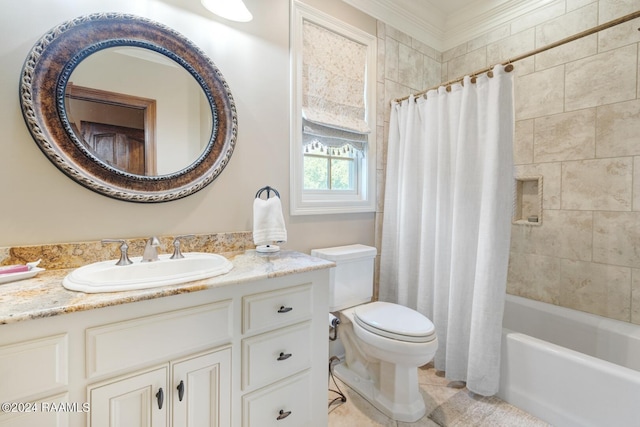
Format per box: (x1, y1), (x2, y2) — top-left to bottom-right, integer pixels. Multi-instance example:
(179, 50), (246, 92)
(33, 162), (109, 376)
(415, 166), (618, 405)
(277, 409), (292, 420)
(277, 352), (292, 361)
(277, 306), (293, 313)
(156, 388), (164, 410)
(177, 380), (185, 401)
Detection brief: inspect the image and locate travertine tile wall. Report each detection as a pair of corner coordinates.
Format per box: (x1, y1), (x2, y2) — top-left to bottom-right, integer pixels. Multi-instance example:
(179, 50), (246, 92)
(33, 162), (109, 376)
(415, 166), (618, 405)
(376, 0), (640, 325)
(374, 22), (443, 299)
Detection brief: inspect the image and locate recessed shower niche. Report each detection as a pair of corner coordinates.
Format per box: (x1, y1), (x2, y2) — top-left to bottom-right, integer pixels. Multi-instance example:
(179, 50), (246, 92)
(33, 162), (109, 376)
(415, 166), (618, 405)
(513, 176), (542, 225)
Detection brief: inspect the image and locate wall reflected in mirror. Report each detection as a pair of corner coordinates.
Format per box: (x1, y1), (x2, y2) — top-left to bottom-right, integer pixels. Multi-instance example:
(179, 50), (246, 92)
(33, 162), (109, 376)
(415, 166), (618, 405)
(65, 47), (213, 176)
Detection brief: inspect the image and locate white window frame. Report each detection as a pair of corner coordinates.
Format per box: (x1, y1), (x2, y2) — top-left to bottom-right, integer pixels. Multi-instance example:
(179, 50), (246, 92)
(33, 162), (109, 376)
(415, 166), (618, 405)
(290, 1), (377, 215)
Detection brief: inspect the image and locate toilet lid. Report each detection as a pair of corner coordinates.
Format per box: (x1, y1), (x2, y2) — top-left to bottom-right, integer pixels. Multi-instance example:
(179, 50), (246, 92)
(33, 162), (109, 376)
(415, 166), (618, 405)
(354, 302), (436, 343)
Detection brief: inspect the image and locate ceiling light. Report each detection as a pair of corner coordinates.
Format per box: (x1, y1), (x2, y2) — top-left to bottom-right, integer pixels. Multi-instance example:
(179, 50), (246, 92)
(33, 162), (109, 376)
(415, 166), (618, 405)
(201, 0), (253, 22)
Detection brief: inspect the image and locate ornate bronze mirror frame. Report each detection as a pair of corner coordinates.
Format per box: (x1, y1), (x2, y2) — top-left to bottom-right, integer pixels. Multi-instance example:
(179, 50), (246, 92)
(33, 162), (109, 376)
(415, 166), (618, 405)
(20, 13), (237, 202)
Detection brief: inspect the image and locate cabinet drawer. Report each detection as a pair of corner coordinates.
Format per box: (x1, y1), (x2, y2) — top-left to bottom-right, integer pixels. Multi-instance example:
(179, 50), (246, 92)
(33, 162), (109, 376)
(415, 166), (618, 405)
(242, 371), (311, 427)
(242, 322), (311, 390)
(0, 334), (67, 402)
(86, 301), (231, 378)
(242, 284), (312, 335)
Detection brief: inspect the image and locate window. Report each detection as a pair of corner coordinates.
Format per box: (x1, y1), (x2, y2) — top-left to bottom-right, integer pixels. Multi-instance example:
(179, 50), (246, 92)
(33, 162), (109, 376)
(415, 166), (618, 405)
(290, 1), (376, 215)
(304, 143), (358, 191)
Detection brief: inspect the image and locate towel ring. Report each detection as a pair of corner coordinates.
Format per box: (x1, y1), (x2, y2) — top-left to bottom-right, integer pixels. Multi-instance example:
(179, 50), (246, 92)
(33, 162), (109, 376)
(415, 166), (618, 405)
(255, 186), (280, 199)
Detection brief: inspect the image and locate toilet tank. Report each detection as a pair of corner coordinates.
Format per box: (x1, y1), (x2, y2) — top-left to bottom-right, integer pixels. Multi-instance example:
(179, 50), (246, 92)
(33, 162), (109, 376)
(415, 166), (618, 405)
(311, 244), (377, 312)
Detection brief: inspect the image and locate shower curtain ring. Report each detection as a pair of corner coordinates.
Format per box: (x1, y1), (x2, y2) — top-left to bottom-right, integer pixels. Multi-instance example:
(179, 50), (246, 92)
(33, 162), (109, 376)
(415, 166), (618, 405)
(505, 60), (515, 72)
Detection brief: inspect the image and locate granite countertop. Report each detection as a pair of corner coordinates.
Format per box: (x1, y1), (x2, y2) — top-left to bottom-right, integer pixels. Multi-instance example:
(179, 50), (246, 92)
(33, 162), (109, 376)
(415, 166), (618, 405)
(0, 250), (334, 325)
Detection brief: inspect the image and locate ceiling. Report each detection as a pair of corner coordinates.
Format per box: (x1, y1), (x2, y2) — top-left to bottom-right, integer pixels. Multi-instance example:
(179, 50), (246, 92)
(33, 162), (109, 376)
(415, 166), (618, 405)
(342, 0), (554, 51)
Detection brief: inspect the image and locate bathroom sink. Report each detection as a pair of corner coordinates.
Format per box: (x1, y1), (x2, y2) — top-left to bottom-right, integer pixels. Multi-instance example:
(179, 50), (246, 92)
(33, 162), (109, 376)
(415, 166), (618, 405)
(63, 252), (233, 293)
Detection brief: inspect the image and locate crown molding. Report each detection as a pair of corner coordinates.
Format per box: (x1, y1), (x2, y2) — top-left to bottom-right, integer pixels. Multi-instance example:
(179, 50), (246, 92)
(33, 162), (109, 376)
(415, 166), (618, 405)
(443, 0), (555, 50)
(342, 0), (555, 51)
(341, 0), (445, 48)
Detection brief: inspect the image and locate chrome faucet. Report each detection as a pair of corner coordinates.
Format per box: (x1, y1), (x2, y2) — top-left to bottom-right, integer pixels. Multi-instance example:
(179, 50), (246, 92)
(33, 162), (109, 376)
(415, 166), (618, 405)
(101, 239), (133, 266)
(141, 236), (161, 262)
(170, 234), (195, 259)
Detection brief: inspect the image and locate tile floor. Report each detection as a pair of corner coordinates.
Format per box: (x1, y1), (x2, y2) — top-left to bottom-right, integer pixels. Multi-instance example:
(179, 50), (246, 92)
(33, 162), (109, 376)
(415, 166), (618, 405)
(327, 362), (550, 427)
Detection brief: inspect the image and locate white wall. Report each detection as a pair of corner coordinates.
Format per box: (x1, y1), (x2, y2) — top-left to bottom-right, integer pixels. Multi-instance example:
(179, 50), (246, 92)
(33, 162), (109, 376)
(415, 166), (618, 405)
(0, 0), (376, 253)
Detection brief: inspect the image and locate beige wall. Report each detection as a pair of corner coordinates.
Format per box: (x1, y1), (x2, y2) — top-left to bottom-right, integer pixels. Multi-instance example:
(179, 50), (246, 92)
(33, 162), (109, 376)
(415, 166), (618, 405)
(376, 0), (640, 325)
(7, 0), (638, 324)
(0, 0), (376, 253)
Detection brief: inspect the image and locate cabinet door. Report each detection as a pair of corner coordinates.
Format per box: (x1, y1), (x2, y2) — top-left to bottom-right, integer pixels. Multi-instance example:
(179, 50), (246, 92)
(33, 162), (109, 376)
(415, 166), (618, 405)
(172, 347), (231, 427)
(88, 366), (168, 427)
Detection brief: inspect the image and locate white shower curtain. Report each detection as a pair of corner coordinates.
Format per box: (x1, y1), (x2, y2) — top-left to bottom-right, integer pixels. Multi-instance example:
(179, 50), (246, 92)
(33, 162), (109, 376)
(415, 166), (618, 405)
(379, 64), (514, 396)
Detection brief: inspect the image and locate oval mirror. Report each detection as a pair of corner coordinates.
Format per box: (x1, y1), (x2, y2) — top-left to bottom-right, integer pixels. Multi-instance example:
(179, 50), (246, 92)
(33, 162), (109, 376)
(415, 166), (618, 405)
(20, 13), (237, 202)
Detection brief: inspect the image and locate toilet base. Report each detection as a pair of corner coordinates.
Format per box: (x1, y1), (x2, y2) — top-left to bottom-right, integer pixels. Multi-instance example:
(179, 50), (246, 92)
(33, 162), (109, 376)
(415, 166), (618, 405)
(334, 361), (426, 422)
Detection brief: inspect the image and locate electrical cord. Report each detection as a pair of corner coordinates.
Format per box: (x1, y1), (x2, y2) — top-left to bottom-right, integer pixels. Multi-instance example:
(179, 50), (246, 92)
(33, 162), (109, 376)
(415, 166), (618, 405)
(328, 356), (347, 408)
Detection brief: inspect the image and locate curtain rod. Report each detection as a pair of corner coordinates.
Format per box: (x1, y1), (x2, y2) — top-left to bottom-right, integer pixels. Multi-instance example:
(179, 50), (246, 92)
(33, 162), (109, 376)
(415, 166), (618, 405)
(394, 9), (640, 103)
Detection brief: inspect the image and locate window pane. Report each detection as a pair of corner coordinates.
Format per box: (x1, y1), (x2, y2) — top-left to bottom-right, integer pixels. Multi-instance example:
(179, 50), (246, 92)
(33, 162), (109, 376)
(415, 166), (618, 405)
(331, 158), (354, 190)
(304, 155), (329, 189)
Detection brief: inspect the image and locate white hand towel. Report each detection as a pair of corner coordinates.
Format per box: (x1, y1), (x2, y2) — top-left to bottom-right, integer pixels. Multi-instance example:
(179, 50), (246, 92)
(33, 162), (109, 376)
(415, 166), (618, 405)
(253, 197), (287, 245)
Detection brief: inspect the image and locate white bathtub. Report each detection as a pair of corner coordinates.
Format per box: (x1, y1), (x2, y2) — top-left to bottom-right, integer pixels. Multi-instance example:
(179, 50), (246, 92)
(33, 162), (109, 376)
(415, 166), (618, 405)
(498, 294), (640, 427)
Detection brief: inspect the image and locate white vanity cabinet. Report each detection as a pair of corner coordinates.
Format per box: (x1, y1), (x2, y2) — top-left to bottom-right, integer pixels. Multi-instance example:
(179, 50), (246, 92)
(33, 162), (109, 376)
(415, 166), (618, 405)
(88, 347), (231, 427)
(0, 334), (70, 427)
(240, 284), (315, 426)
(0, 265), (330, 427)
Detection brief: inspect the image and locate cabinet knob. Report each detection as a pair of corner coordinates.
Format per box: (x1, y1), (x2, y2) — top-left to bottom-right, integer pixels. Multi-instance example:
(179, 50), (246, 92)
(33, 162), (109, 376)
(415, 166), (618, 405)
(156, 388), (164, 410)
(277, 409), (292, 420)
(177, 380), (185, 402)
(277, 306), (293, 313)
(277, 352), (292, 361)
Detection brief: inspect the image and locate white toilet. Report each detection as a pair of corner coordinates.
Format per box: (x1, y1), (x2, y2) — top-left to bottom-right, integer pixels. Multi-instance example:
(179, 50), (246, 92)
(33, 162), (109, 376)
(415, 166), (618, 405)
(311, 244), (438, 422)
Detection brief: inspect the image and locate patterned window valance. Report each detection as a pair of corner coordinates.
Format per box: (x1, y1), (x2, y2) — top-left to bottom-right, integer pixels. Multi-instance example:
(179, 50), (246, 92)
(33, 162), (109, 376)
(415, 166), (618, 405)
(302, 118), (366, 154)
(302, 20), (370, 134)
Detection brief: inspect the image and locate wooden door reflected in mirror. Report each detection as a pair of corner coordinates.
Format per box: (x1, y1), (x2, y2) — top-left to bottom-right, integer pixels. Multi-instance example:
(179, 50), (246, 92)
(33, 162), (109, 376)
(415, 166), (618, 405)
(81, 122), (145, 175)
(65, 83), (157, 176)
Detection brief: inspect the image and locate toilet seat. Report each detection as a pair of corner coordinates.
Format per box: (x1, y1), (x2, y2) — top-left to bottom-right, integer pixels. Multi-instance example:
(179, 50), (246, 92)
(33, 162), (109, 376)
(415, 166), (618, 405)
(354, 302), (436, 343)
